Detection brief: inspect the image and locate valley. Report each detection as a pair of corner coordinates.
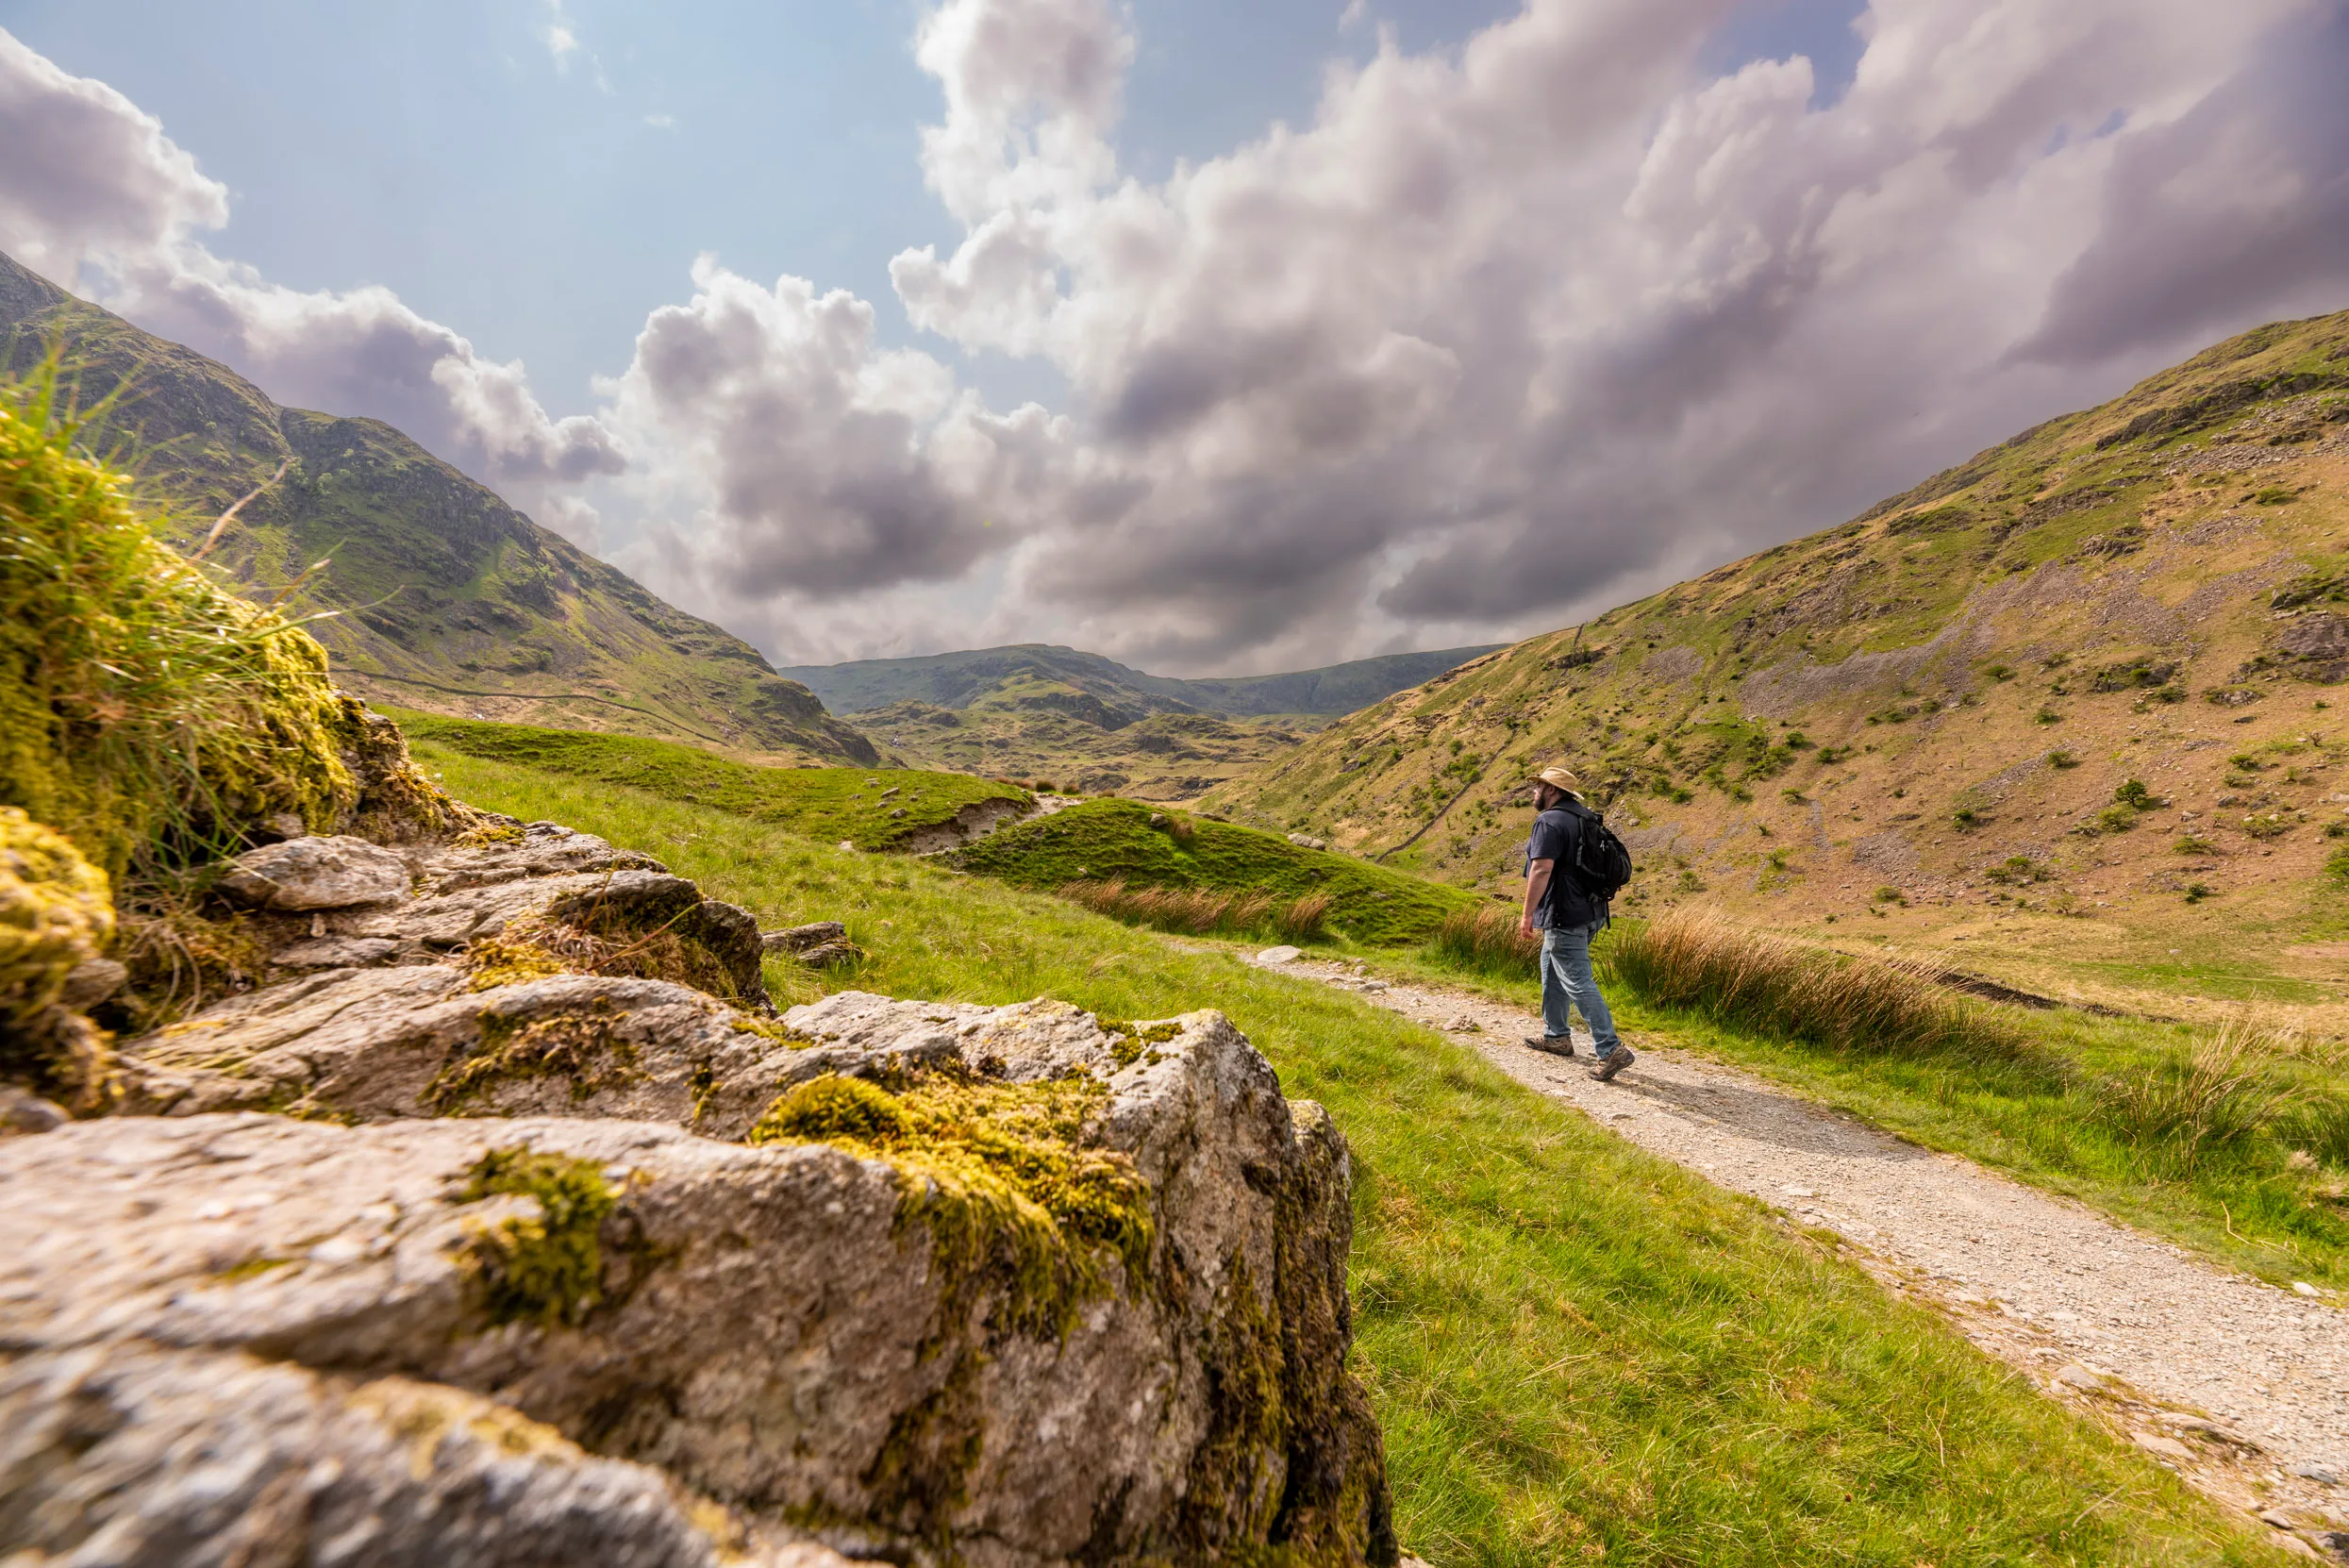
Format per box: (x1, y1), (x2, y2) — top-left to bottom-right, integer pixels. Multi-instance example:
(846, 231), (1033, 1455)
(781, 642), (1500, 798)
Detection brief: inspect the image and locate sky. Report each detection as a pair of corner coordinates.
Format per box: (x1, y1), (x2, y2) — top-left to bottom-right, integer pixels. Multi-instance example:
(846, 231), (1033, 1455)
(1, 0), (2344, 676)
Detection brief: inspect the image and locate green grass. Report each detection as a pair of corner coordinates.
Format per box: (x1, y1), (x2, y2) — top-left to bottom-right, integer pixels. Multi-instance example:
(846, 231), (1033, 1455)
(389, 709), (1026, 851)
(413, 737), (2289, 1567)
(947, 796), (1479, 943)
(1377, 931), (2349, 1294)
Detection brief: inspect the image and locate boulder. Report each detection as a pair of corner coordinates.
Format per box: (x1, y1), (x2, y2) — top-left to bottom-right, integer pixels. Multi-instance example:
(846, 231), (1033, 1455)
(0, 1343), (852, 1568)
(11, 994), (1394, 1565)
(218, 834), (412, 910)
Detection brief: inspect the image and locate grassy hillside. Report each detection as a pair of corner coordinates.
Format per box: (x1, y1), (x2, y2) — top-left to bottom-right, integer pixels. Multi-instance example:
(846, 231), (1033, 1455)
(389, 709), (1026, 852)
(410, 736), (2291, 1568)
(779, 642), (1500, 799)
(1208, 307), (2349, 1022)
(945, 796), (1480, 943)
(0, 251), (875, 763)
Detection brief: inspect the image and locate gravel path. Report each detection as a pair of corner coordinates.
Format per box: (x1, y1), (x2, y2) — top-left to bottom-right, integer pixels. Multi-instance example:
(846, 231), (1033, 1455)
(1275, 955), (2349, 1552)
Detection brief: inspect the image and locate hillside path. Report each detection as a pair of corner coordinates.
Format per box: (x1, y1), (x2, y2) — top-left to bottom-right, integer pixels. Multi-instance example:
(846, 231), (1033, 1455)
(1270, 955), (2349, 1545)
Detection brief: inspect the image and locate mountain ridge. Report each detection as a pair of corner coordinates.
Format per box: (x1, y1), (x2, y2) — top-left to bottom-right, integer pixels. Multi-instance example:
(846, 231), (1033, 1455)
(779, 641), (1503, 800)
(776, 642), (1507, 721)
(0, 250), (876, 764)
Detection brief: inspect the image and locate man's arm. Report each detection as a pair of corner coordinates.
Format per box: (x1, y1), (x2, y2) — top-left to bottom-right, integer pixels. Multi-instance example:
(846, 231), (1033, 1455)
(1521, 859), (1554, 939)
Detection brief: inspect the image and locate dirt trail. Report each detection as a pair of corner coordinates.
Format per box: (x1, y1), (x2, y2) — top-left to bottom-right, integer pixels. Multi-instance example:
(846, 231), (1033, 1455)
(1275, 955), (2349, 1552)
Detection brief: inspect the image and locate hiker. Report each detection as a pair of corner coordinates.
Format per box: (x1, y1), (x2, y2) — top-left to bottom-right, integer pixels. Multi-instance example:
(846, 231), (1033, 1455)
(1518, 765), (1636, 1082)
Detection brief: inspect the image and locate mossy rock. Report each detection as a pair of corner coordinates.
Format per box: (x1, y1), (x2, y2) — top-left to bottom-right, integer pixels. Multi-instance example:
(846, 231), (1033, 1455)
(0, 807), (111, 1027)
(0, 807), (114, 1098)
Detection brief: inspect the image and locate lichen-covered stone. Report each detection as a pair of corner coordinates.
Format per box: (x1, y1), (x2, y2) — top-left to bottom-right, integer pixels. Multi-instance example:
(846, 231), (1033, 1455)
(112, 968), (809, 1134)
(0, 1343), (854, 1568)
(19, 998), (1394, 1564)
(218, 833), (414, 910)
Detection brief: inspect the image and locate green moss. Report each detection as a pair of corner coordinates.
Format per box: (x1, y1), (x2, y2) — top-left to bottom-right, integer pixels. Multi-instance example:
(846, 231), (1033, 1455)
(461, 934), (570, 992)
(448, 1146), (619, 1329)
(1098, 1018), (1182, 1067)
(428, 1005), (640, 1110)
(750, 1070), (1154, 1342)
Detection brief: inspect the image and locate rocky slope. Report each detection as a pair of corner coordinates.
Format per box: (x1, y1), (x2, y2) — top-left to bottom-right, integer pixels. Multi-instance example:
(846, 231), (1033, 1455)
(3, 810), (1395, 1566)
(781, 642), (1500, 800)
(1207, 308), (2349, 1009)
(0, 250), (874, 764)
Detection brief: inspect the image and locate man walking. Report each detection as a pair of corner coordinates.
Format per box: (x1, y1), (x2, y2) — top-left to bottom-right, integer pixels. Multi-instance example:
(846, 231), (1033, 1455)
(1518, 765), (1636, 1081)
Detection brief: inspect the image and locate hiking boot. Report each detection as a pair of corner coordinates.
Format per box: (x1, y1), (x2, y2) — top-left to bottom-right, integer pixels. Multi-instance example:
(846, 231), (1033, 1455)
(1588, 1045), (1635, 1082)
(1524, 1035), (1575, 1058)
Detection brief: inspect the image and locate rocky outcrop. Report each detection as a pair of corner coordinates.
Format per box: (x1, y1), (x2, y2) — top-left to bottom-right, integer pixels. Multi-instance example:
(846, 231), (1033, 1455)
(7, 813), (1394, 1565)
(4, 990), (1394, 1566)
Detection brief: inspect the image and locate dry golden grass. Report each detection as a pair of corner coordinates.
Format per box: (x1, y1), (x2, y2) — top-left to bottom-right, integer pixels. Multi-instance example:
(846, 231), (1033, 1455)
(1602, 906), (2033, 1063)
(1427, 903), (1540, 976)
(1057, 877), (1331, 942)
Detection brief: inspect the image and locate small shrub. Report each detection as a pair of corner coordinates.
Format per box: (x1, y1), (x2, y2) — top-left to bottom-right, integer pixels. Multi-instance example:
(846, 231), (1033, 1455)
(2034, 707), (2063, 726)
(2173, 836), (2217, 856)
(2326, 819), (2349, 841)
(2241, 813), (2292, 841)
(1951, 808), (1984, 831)
(2327, 846), (2349, 885)
(1874, 885), (1906, 904)
(1983, 663), (2016, 681)
(2113, 778), (2158, 810)
(2047, 749), (2081, 769)
(1984, 856), (2051, 885)
(2183, 882), (2214, 904)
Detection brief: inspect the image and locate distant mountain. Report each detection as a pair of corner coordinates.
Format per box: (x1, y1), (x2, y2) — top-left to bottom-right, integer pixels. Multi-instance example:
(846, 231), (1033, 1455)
(0, 251), (875, 764)
(777, 642), (1506, 722)
(775, 642), (1504, 799)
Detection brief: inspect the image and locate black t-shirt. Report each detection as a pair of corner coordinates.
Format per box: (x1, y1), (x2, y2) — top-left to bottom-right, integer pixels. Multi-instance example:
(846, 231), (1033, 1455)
(1525, 806), (1599, 929)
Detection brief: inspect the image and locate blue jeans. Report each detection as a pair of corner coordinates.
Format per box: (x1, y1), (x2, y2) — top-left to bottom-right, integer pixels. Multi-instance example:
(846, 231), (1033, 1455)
(1541, 924), (1621, 1056)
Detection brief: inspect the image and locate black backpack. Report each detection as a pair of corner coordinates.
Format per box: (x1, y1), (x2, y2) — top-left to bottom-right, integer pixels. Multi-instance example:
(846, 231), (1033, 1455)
(1561, 800), (1634, 904)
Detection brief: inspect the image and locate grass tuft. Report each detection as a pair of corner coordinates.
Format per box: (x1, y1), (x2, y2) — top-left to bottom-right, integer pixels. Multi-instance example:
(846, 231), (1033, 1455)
(1602, 907), (2035, 1065)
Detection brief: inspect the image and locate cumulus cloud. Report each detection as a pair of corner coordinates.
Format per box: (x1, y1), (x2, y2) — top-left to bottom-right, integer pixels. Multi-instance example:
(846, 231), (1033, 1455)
(8, 2), (2349, 671)
(0, 27), (621, 542)
(601, 257), (1062, 600)
(841, 0), (2349, 667)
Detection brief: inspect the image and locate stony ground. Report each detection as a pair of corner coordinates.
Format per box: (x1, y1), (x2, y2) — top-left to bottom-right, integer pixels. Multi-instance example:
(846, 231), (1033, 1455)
(1268, 953), (2349, 1556)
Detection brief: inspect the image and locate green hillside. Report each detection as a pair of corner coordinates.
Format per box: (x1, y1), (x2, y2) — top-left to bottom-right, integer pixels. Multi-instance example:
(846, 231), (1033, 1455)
(778, 641), (1499, 797)
(944, 796), (1479, 943)
(387, 709), (1025, 851)
(0, 251), (875, 763)
(1208, 307), (2349, 1024)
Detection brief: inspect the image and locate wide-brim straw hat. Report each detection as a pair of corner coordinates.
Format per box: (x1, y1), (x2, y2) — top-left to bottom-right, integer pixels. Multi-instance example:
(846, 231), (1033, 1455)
(1527, 765), (1581, 793)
